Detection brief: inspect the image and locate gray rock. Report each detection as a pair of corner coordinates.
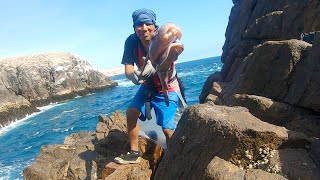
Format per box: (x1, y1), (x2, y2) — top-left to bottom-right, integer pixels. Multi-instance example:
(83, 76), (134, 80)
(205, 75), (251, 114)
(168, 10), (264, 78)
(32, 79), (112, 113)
(269, 148), (319, 180)
(155, 104), (310, 179)
(221, 0), (319, 80)
(0, 52), (117, 127)
(205, 156), (287, 180)
(24, 112), (163, 180)
(222, 40), (320, 112)
(199, 72), (222, 103)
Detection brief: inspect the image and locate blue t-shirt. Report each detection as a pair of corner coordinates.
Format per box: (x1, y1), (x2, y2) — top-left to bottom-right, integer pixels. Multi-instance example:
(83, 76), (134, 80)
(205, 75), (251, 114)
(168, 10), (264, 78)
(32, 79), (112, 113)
(121, 33), (147, 68)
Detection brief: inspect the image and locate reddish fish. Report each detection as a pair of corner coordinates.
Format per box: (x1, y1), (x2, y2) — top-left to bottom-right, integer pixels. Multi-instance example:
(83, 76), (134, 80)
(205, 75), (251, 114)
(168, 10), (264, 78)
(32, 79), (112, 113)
(143, 22), (184, 106)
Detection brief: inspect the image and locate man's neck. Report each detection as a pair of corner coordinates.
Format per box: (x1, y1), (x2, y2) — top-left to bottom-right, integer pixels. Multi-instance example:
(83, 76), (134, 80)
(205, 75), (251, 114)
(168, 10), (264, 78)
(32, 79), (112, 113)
(141, 40), (149, 49)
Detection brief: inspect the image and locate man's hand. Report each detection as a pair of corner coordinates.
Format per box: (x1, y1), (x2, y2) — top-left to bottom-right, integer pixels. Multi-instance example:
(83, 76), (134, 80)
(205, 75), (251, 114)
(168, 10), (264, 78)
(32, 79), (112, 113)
(131, 72), (144, 85)
(132, 58), (156, 85)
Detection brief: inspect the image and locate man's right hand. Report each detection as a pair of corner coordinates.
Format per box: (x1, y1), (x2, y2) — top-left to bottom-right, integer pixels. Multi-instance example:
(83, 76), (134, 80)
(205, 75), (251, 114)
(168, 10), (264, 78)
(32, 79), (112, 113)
(131, 72), (145, 85)
(135, 58), (156, 77)
(131, 58), (156, 85)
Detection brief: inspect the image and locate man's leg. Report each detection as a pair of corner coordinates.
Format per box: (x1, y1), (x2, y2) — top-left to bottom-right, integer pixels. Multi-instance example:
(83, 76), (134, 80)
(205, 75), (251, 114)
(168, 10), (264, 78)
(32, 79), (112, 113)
(152, 90), (179, 148)
(114, 86), (146, 164)
(126, 107), (141, 151)
(163, 128), (174, 146)
(114, 107), (142, 164)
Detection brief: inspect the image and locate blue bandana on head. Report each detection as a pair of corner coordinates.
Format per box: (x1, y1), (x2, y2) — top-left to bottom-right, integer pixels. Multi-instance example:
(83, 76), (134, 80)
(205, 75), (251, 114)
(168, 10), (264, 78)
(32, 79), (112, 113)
(132, 8), (157, 28)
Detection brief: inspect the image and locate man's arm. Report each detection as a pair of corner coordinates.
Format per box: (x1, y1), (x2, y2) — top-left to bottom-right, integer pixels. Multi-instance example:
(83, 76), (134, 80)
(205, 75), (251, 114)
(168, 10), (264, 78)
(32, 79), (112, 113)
(125, 64), (135, 81)
(125, 64), (142, 85)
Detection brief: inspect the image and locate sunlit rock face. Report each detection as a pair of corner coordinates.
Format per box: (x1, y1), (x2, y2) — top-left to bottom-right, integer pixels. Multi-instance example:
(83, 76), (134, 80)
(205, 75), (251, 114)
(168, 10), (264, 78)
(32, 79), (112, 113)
(0, 52), (117, 127)
(221, 0), (320, 81)
(200, 0), (320, 138)
(194, 0), (320, 179)
(155, 104), (318, 179)
(23, 112), (163, 180)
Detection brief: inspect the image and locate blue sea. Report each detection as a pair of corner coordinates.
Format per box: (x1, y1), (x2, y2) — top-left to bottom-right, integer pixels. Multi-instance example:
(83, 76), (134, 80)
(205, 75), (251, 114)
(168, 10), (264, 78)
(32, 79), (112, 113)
(0, 57), (222, 179)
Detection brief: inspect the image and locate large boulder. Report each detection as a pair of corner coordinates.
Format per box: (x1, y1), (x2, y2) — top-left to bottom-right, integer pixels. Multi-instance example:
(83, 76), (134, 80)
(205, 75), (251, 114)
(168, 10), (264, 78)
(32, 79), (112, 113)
(0, 52), (117, 127)
(228, 94), (320, 137)
(155, 104), (317, 179)
(221, 0), (319, 80)
(23, 132), (97, 180)
(201, 37), (320, 138)
(223, 39), (320, 110)
(196, 1), (320, 179)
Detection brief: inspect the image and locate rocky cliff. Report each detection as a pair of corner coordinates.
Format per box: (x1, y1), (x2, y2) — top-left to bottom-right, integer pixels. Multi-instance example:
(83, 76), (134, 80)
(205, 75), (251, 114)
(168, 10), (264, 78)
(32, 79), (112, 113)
(0, 52), (117, 127)
(221, 0), (320, 82)
(190, 0), (320, 179)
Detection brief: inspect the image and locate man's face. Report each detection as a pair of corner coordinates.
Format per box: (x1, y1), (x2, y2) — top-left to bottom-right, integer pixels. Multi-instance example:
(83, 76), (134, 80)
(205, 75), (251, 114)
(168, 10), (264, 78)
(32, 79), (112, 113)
(134, 23), (156, 44)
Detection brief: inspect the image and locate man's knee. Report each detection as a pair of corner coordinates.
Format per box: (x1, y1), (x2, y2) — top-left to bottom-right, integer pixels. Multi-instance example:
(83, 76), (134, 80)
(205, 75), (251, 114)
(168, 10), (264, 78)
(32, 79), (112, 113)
(126, 107), (141, 123)
(163, 128), (174, 139)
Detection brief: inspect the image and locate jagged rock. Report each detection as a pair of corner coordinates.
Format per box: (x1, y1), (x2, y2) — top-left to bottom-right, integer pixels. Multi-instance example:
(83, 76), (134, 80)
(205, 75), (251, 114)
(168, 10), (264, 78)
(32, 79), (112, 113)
(205, 156), (246, 180)
(244, 11), (283, 39)
(23, 143), (95, 180)
(221, 39), (320, 113)
(206, 35), (320, 139)
(221, 0), (319, 80)
(285, 116), (320, 138)
(230, 94), (292, 125)
(228, 94), (320, 138)
(23, 131), (98, 180)
(197, 1), (320, 178)
(268, 148), (319, 179)
(94, 112), (128, 158)
(155, 104), (311, 179)
(204, 94), (220, 105)
(100, 160), (152, 180)
(24, 112), (163, 180)
(204, 156), (287, 180)
(96, 112), (163, 179)
(298, 33), (320, 112)
(0, 52), (117, 127)
(199, 72), (222, 103)
(304, 0), (320, 32)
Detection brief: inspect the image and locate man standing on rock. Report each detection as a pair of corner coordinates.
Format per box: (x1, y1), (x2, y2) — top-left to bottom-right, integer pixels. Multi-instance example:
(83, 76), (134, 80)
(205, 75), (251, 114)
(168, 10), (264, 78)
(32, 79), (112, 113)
(114, 8), (185, 164)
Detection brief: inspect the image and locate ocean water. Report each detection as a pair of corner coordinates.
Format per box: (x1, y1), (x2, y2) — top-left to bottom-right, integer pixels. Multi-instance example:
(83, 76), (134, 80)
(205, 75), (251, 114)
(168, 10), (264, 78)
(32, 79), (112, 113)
(0, 56), (222, 179)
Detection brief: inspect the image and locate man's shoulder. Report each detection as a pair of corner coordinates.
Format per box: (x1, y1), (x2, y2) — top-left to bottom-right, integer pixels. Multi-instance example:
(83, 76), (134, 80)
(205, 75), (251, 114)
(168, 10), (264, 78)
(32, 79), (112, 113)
(126, 33), (139, 43)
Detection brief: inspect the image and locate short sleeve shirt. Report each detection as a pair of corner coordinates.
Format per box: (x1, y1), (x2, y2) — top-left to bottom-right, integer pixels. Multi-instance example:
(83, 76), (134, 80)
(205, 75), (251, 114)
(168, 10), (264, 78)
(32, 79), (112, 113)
(121, 33), (180, 92)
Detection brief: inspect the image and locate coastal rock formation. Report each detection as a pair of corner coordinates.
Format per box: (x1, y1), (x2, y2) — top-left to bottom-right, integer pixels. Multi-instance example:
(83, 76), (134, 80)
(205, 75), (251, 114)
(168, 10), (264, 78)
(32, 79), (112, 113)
(23, 0), (320, 179)
(155, 104), (318, 179)
(221, 0), (320, 81)
(0, 52), (117, 127)
(200, 0), (320, 138)
(194, 0), (320, 179)
(23, 111), (163, 180)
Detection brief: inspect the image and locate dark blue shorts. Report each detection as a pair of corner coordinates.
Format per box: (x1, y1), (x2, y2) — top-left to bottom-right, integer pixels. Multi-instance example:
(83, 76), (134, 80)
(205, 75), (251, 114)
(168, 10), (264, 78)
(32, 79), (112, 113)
(129, 85), (179, 130)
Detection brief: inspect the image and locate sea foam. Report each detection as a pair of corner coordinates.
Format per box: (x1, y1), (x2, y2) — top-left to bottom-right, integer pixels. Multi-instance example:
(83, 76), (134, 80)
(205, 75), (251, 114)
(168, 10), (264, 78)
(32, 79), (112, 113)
(0, 103), (63, 136)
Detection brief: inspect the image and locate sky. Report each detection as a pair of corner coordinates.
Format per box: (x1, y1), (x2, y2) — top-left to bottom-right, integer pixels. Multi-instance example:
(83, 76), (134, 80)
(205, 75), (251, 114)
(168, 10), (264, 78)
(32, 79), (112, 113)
(0, 0), (233, 69)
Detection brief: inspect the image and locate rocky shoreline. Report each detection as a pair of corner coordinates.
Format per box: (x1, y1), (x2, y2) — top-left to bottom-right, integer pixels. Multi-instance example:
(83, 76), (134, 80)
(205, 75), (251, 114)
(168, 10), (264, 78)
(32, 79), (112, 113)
(19, 0), (320, 179)
(0, 52), (117, 127)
